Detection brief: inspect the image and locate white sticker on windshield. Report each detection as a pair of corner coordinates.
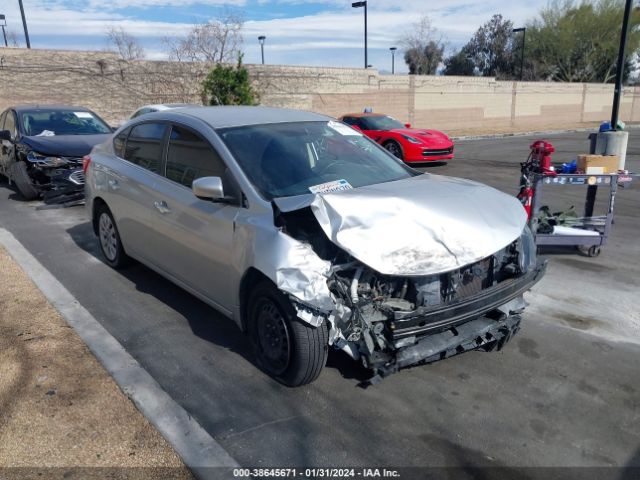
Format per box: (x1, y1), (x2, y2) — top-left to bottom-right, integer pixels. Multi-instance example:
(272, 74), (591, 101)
(74, 111), (93, 119)
(328, 121), (362, 136)
(36, 130), (55, 137)
(309, 179), (353, 194)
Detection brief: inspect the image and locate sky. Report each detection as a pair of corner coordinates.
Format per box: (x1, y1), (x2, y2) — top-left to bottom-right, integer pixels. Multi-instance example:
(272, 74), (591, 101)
(1, 0), (550, 72)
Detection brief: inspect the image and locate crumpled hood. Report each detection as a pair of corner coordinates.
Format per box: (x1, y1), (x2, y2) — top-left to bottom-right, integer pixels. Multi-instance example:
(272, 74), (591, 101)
(307, 174), (526, 276)
(22, 134), (111, 157)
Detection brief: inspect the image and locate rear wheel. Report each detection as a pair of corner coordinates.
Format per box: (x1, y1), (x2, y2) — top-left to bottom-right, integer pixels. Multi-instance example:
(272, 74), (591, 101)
(383, 140), (404, 160)
(9, 161), (38, 200)
(247, 281), (328, 386)
(96, 204), (130, 269)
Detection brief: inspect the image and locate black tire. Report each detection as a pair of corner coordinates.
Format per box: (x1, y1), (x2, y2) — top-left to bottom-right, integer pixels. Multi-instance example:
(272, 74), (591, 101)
(95, 204), (130, 269)
(9, 161), (38, 200)
(383, 140), (404, 160)
(247, 281), (328, 386)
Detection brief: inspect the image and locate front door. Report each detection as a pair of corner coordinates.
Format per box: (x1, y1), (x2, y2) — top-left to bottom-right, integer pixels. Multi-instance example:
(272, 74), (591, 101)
(148, 123), (238, 313)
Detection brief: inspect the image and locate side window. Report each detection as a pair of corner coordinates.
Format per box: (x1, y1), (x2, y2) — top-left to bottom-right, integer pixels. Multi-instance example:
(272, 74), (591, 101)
(342, 117), (355, 126)
(113, 127), (131, 158)
(165, 125), (226, 188)
(4, 111), (16, 137)
(124, 123), (166, 173)
(354, 118), (367, 130)
(0, 112), (6, 131)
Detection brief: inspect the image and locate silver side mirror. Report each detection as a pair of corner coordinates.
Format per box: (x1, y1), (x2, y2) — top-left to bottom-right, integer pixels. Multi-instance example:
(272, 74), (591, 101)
(192, 176), (225, 200)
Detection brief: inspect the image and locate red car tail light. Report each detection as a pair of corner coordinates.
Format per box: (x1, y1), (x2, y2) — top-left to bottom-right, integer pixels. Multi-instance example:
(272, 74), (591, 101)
(82, 155), (91, 174)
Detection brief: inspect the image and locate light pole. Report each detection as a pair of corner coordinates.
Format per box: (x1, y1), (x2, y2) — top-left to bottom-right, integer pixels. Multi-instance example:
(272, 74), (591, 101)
(0, 15), (7, 47)
(389, 47), (397, 74)
(258, 35), (266, 64)
(18, 0), (30, 48)
(352, 1), (367, 69)
(611, 0), (633, 130)
(512, 27), (526, 81)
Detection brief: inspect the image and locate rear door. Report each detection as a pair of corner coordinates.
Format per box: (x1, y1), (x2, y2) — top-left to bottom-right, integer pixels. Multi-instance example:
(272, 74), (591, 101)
(147, 123), (239, 312)
(106, 121), (170, 264)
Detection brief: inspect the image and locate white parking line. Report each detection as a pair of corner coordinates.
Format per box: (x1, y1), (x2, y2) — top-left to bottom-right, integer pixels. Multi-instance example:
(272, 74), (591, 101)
(0, 228), (239, 478)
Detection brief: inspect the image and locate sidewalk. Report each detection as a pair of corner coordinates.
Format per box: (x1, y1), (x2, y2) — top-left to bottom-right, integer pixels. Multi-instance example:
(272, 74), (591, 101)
(0, 246), (192, 479)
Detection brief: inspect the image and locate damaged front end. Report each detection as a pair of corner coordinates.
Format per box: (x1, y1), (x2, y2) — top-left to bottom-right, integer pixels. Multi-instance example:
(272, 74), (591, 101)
(25, 153), (85, 205)
(271, 175), (546, 383)
(322, 232), (545, 383)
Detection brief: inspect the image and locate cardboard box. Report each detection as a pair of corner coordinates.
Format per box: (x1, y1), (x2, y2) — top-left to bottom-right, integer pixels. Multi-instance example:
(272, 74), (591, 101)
(577, 154), (619, 174)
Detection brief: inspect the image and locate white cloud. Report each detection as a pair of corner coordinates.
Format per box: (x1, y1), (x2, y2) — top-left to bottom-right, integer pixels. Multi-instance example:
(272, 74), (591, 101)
(1, 0), (549, 71)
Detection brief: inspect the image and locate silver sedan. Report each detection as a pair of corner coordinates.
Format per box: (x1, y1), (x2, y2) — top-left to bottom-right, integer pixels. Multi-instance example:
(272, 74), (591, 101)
(85, 106), (545, 386)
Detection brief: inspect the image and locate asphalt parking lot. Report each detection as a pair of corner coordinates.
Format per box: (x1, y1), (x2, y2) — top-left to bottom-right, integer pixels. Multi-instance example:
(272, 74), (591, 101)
(0, 130), (639, 472)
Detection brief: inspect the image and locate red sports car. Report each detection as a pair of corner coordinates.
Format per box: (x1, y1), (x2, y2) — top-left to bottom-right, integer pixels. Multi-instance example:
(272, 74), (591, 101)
(338, 113), (454, 164)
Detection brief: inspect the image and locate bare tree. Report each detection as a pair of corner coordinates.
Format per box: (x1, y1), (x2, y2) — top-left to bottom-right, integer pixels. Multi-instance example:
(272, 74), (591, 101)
(400, 15), (445, 74)
(106, 26), (145, 61)
(163, 12), (244, 63)
(6, 30), (21, 47)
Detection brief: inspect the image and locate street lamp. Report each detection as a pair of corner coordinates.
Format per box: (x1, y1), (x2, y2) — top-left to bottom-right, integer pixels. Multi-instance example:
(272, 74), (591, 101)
(258, 35), (266, 65)
(0, 15), (7, 47)
(18, 0), (30, 48)
(512, 27), (526, 81)
(611, 0), (633, 130)
(352, 1), (367, 69)
(389, 47), (397, 74)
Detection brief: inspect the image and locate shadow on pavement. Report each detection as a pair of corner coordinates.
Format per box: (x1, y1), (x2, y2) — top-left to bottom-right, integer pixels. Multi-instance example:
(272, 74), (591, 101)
(64, 221), (370, 384)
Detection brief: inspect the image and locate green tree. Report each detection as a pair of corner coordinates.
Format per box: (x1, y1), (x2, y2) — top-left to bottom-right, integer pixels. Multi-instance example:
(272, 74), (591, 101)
(443, 47), (476, 75)
(202, 55), (258, 106)
(464, 14), (518, 78)
(525, 0), (640, 83)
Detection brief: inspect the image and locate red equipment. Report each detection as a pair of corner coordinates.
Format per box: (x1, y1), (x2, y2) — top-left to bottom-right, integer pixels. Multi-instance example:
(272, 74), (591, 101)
(529, 140), (556, 175)
(517, 184), (534, 219)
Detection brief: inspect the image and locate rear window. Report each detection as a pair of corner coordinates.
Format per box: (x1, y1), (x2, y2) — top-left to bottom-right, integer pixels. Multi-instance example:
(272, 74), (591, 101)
(123, 123), (167, 173)
(113, 127), (131, 158)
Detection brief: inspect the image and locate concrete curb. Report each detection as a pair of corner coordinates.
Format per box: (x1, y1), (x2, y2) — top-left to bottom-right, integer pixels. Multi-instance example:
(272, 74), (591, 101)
(452, 124), (640, 141)
(0, 228), (239, 479)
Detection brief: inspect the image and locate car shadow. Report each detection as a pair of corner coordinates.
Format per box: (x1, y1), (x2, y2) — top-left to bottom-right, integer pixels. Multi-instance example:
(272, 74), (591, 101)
(64, 221), (374, 383)
(65, 221), (254, 365)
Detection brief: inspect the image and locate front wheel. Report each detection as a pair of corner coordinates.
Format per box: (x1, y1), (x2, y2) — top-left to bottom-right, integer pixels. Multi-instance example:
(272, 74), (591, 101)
(247, 281), (328, 386)
(9, 161), (39, 200)
(383, 140), (404, 160)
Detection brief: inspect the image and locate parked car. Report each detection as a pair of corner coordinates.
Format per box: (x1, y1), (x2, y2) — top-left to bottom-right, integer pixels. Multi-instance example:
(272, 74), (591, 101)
(85, 106), (545, 386)
(0, 105), (113, 202)
(339, 112), (454, 163)
(129, 103), (200, 120)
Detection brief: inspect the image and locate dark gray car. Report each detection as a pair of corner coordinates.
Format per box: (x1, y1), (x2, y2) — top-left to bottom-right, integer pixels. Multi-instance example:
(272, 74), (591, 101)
(85, 106), (545, 386)
(0, 105), (113, 202)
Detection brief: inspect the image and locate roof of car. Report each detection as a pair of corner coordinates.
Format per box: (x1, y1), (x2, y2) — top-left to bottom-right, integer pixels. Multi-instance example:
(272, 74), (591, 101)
(340, 113), (386, 118)
(137, 103), (199, 111)
(11, 105), (93, 114)
(157, 106), (333, 129)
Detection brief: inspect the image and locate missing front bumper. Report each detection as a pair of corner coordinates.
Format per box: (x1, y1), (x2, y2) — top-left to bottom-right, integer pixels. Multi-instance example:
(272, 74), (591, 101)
(365, 313), (521, 385)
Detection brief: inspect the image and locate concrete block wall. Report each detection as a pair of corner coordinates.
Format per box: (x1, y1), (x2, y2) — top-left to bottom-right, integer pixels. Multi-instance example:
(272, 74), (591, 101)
(1, 47), (639, 132)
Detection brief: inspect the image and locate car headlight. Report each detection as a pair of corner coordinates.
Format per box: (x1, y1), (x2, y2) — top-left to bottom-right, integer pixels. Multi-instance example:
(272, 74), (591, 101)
(518, 225), (536, 273)
(27, 151), (68, 167)
(400, 134), (422, 145)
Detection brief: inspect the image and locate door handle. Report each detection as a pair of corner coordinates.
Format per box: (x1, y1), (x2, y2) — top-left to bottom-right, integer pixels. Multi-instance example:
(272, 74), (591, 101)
(153, 200), (171, 214)
(108, 179), (120, 190)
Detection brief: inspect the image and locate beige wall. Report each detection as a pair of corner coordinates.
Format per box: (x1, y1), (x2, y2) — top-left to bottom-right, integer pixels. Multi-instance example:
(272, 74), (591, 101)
(1, 47), (638, 132)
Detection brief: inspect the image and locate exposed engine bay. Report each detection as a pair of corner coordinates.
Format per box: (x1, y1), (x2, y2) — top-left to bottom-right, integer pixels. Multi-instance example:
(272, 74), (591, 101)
(274, 203), (545, 383)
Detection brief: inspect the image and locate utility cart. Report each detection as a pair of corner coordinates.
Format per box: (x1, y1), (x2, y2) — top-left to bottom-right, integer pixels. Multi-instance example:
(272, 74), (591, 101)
(517, 141), (636, 257)
(528, 173), (620, 257)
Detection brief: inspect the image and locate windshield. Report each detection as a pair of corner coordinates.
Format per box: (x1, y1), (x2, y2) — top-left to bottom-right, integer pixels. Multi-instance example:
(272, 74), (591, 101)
(361, 115), (405, 131)
(20, 110), (112, 136)
(218, 121), (415, 200)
